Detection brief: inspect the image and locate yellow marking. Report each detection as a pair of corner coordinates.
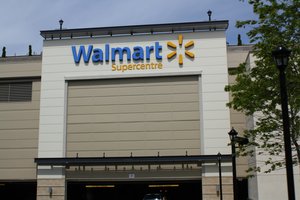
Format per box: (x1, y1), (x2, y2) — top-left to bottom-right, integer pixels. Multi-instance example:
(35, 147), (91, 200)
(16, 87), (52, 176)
(185, 50), (195, 58)
(86, 185), (115, 188)
(149, 184), (179, 188)
(167, 42), (177, 48)
(185, 41), (194, 48)
(179, 54), (183, 65)
(167, 51), (176, 59)
(178, 35), (183, 45)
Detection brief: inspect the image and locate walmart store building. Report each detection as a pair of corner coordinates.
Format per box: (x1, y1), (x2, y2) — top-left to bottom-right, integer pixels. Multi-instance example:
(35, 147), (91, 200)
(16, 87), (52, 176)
(0, 20), (253, 200)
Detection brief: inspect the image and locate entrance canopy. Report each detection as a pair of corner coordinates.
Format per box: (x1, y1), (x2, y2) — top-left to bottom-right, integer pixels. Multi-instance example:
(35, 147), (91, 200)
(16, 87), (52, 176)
(35, 154), (231, 167)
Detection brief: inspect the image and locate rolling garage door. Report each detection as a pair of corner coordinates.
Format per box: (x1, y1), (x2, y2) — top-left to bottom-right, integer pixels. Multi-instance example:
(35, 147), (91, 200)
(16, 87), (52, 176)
(66, 75), (201, 158)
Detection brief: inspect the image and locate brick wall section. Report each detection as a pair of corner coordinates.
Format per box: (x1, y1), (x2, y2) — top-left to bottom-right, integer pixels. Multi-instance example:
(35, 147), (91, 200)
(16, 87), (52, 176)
(202, 176), (233, 200)
(37, 179), (65, 200)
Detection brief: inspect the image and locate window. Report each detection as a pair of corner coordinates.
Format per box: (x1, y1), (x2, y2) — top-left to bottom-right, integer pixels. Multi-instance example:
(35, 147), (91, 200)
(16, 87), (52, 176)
(0, 82), (32, 102)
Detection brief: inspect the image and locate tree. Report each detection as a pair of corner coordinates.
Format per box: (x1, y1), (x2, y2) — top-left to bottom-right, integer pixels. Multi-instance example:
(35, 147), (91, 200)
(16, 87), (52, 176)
(28, 45), (32, 56)
(1, 47), (6, 58)
(237, 34), (242, 46)
(226, 0), (300, 173)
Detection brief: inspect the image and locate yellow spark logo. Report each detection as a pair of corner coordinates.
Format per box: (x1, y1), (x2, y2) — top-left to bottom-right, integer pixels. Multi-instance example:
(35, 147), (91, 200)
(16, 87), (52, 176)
(167, 34), (195, 65)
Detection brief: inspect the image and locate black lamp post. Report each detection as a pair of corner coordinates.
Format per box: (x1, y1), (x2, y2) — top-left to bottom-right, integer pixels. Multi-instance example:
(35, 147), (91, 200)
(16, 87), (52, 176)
(59, 19), (64, 30)
(228, 128), (249, 200)
(217, 152), (223, 200)
(207, 10), (212, 21)
(272, 46), (295, 200)
(228, 128), (238, 200)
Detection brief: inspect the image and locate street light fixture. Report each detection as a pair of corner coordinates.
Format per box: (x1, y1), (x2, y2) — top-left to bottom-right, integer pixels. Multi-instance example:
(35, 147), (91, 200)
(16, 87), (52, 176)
(207, 10), (212, 21)
(59, 19), (64, 30)
(228, 128), (249, 200)
(272, 46), (295, 200)
(272, 46), (291, 70)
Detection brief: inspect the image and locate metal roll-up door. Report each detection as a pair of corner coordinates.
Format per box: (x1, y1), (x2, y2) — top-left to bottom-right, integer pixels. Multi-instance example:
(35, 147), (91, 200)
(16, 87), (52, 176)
(67, 76), (200, 157)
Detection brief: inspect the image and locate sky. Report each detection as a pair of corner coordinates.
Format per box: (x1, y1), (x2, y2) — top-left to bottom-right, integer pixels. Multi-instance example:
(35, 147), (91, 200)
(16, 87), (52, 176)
(0, 0), (257, 56)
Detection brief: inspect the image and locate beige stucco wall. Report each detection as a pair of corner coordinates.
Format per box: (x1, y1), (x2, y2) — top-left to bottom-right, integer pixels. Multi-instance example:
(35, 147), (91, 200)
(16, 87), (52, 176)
(0, 55), (41, 78)
(0, 56), (41, 180)
(227, 45), (253, 178)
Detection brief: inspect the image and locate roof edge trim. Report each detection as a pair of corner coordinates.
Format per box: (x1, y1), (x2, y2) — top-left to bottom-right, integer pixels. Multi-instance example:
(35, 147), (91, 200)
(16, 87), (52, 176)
(40, 20), (229, 40)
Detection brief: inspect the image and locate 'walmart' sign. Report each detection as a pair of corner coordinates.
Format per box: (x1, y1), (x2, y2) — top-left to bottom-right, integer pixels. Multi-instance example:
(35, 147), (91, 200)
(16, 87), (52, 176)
(72, 42), (162, 63)
(71, 35), (195, 72)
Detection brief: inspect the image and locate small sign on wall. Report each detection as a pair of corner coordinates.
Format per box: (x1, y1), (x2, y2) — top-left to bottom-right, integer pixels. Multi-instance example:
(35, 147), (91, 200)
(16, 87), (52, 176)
(128, 173), (135, 179)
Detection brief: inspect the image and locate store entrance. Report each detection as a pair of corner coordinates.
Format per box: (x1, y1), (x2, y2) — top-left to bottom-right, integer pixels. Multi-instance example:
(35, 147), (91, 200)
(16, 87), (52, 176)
(0, 182), (36, 200)
(67, 180), (202, 200)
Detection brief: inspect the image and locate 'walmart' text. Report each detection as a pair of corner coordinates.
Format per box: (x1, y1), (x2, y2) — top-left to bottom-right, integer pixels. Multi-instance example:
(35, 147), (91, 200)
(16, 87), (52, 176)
(72, 42), (162, 63)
